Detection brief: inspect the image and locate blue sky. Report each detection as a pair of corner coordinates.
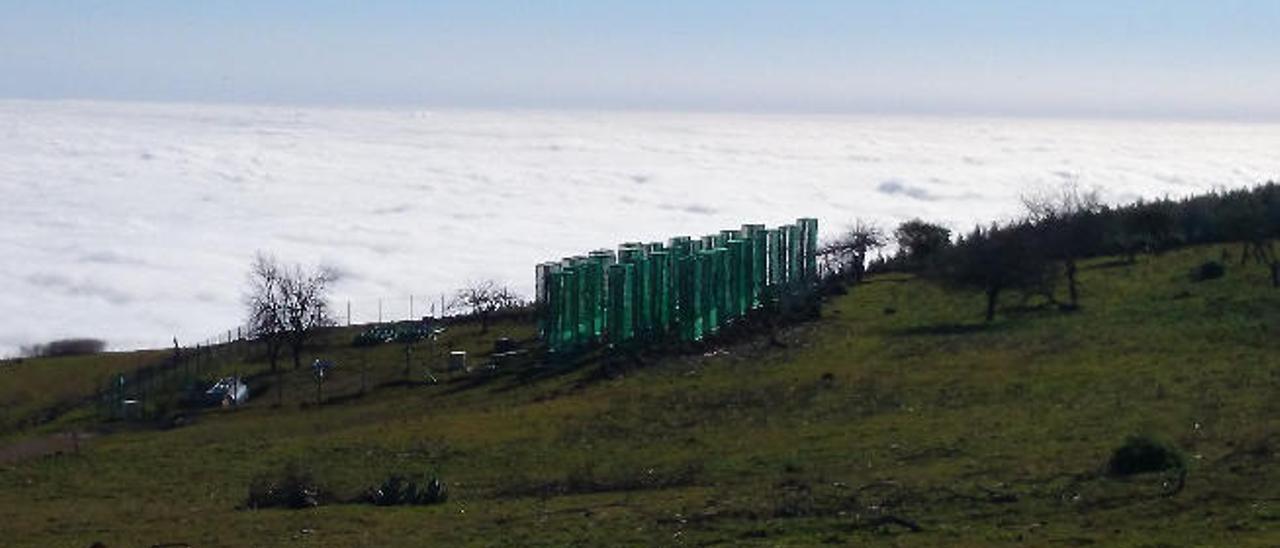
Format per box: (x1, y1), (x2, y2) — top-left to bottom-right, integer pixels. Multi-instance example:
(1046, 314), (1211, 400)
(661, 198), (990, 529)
(2, 1), (1278, 118)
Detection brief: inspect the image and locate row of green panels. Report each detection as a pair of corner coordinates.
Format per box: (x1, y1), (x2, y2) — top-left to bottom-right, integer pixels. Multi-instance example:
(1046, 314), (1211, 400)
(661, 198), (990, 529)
(536, 219), (818, 353)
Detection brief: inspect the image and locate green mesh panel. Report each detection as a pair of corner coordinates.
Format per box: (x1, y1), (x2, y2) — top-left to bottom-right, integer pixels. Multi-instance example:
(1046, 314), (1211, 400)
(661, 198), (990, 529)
(559, 268), (578, 350)
(539, 218), (815, 350)
(729, 244), (740, 320)
(650, 250), (671, 336)
(727, 239), (748, 318)
(685, 255), (704, 340)
(785, 224), (801, 285)
(698, 249), (718, 334)
(607, 263), (634, 344)
(545, 270), (562, 351)
(589, 251), (615, 338)
(742, 224), (767, 308)
(669, 236), (692, 258)
(535, 262), (555, 339)
(767, 228), (783, 290)
(800, 217), (819, 283)
(632, 253), (651, 340)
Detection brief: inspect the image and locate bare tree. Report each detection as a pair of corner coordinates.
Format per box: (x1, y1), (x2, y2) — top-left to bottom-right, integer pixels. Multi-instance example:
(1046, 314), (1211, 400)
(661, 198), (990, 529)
(244, 253), (287, 373)
(244, 252), (339, 375)
(453, 280), (521, 333)
(820, 219), (886, 283)
(1021, 181), (1105, 308)
(280, 262), (339, 370)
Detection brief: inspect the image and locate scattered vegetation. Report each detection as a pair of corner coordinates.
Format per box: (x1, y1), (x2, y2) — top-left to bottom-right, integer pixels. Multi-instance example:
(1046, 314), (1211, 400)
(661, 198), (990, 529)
(363, 474), (448, 506)
(245, 462), (327, 510)
(869, 181), (1280, 320)
(351, 321), (433, 347)
(452, 279), (522, 333)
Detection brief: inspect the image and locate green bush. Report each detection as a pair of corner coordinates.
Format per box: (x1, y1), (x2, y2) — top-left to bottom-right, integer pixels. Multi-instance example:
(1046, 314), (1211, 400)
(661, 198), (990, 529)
(1189, 260), (1225, 282)
(352, 325), (394, 347)
(364, 474), (447, 506)
(245, 463), (326, 509)
(1107, 435), (1186, 477)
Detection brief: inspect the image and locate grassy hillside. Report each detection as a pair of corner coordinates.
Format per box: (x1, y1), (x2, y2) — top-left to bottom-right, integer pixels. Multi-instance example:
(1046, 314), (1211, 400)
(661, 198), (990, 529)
(0, 349), (169, 440)
(2, 244), (1279, 546)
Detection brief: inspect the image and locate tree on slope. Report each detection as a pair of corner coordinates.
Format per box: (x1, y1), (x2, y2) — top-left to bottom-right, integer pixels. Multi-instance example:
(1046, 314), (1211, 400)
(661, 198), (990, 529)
(893, 219), (951, 271)
(933, 222), (1055, 322)
(1022, 181), (1105, 308)
(453, 280), (521, 333)
(281, 262), (340, 370)
(244, 252), (287, 373)
(821, 219), (886, 283)
(1219, 187), (1280, 287)
(244, 253), (339, 373)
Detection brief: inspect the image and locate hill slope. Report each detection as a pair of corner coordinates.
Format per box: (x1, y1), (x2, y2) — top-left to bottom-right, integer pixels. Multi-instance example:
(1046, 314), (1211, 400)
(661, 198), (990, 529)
(2, 244), (1279, 546)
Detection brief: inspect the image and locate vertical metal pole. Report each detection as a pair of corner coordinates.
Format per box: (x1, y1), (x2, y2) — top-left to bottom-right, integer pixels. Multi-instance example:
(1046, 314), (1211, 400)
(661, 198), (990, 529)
(378, 299), (383, 323)
(410, 294), (415, 320)
(347, 300), (352, 326)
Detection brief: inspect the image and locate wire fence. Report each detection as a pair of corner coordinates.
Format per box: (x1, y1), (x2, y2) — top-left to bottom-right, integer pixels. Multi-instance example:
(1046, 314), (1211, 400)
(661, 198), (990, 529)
(336, 292), (457, 327)
(188, 292), (462, 348)
(95, 338), (252, 422)
(90, 274), (548, 423)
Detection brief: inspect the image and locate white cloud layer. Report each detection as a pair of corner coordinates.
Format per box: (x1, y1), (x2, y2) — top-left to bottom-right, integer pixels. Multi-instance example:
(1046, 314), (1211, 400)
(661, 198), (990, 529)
(2, 100), (1279, 355)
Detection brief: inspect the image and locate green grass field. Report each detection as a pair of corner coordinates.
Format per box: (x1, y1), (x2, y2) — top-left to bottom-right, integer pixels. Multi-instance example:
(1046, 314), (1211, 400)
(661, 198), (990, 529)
(2, 244), (1279, 546)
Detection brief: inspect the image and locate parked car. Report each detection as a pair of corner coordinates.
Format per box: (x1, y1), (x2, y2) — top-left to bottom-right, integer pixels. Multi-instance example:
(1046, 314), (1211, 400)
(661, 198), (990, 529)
(205, 376), (249, 407)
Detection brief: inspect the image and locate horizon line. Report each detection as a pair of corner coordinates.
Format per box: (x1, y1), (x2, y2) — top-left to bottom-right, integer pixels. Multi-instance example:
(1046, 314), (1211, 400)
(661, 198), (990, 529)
(3, 95), (1278, 126)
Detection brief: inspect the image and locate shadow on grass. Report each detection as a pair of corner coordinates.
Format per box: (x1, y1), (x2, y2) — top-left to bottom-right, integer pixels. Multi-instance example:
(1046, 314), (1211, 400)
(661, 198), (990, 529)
(1085, 259), (1135, 271)
(892, 322), (1005, 337)
(440, 308), (822, 397)
(436, 349), (586, 397)
(861, 276), (914, 284)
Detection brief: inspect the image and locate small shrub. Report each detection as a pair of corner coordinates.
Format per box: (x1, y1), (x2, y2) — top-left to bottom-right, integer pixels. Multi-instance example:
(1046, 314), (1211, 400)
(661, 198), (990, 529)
(1189, 261), (1225, 282)
(245, 463), (326, 509)
(351, 332), (380, 347)
(393, 330), (423, 344)
(420, 476), (448, 504)
(1107, 435), (1185, 477)
(364, 474), (447, 506)
(352, 328), (388, 347)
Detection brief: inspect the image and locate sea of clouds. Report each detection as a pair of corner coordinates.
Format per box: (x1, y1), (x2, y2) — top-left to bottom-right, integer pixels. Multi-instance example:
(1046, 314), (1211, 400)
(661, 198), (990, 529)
(2, 100), (1279, 355)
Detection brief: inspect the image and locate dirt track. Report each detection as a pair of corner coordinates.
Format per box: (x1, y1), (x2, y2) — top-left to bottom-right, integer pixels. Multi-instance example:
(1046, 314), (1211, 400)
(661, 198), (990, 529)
(0, 432), (92, 464)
